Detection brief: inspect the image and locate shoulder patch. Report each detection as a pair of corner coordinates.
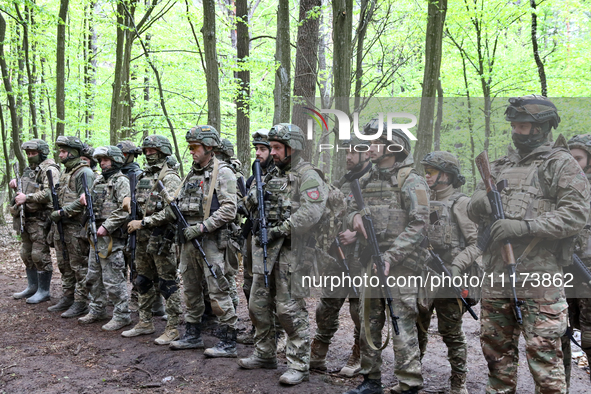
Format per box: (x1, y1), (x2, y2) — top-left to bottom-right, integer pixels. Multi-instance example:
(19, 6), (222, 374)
(415, 188), (429, 207)
(306, 187), (320, 201)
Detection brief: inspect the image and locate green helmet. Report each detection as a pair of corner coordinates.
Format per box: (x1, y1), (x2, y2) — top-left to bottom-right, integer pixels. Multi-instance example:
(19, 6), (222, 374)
(363, 118), (411, 159)
(116, 141), (142, 156)
(252, 129), (271, 148)
(568, 134), (591, 156)
(268, 123), (305, 151)
(505, 95), (560, 128)
(55, 135), (84, 153)
(216, 138), (235, 158)
(93, 146), (125, 165)
(186, 125), (221, 147)
(21, 139), (50, 156)
(420, 151), (466, 189)
(339, 136), (370, 149)
(142, 135), (173, 156)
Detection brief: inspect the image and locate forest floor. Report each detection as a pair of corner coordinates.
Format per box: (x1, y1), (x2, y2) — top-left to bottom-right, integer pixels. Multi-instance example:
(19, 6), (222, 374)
(0, 221), (589, 394)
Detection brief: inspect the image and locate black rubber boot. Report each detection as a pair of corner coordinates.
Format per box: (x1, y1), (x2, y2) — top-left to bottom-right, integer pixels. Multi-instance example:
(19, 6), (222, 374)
(203, 326), (237, 358)
(169, 322), (205, 350)
(26, 271), (52, 304)
(13, 268), (38, 299)
(61, 301), (89, 318)
(343, 375), (383, 394)
(48, 295), (74, 312)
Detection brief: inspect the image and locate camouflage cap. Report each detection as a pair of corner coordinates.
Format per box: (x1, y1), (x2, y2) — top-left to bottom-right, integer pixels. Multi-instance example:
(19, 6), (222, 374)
(21, 139), (50, 156)
(421, 151), (466, 188)
(568, 134), (591, 156)
(363, 118), (411, 158)
(268, 123), (305, 151)
(93, 146), (125, 165)
(186, 125), (221, 147)
(55, 135), (84, 152)
(141, 135), (173, 156)
(505, 95), (560, 129)
(116, 140), (142, 156)
(252, 129), (271, 147)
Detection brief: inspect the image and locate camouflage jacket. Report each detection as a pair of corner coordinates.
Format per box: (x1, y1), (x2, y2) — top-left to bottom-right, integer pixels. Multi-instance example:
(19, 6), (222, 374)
(58, 159), (96, 221)
(19, 158), (61, 213)
(138, 159), (181, 228)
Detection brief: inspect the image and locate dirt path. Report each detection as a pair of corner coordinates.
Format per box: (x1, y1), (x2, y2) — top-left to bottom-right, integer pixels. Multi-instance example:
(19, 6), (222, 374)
(0, 223), (589, 393)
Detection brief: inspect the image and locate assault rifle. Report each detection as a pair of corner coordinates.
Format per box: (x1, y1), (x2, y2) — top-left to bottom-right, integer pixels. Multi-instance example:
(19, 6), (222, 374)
(569, 253), (591, 287)
(421, 238), (479, 320)
(13, 163), (25, 233)
(156, 180), (217, 278)
(82, 173), (101, 268)
(332, 236), (359, 297)
(47, 170), (68, 262)
(252, 159), (269, 287)
(128, 172), (138, 283)
(350, 178), (400, 336)
(475, 150), (523, 324)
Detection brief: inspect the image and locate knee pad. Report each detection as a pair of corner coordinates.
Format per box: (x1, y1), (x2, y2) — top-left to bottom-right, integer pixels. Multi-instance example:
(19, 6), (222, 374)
(135, 274), (153, 295)
(158, 278), (179, 300)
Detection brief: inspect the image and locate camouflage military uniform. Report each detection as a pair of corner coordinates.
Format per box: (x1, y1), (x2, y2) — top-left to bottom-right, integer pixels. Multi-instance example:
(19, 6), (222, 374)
(82, 146), (132, 329)
(11, 139), (60, 303)
(467, 96), (591, 394)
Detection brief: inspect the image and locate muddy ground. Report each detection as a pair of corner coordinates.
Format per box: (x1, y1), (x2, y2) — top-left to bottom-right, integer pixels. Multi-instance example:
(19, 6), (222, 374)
(0, 222), (589, 394)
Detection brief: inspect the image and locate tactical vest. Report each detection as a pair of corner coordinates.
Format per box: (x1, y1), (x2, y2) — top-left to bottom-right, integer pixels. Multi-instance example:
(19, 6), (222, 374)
(58, 162), (89, 206)
(136, 165), (177, 218)
(427, 193), (465, 260)
(22, 159), (59, 213)
(92, 173), (124, 222)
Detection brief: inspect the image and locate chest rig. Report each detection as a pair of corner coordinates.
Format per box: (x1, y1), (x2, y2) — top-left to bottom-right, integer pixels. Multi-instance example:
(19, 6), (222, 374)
(428, 193), (465, 260)
(136, 167), (173, 218)
(22, 160), (58, 213)
(57, 162), (88, 206)
(92, 173), (123, 221)
(177, 162), (228, 223)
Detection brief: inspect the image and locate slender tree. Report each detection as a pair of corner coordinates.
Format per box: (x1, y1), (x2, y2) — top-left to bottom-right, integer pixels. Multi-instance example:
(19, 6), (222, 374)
(202, 0), (221, 130)
(56, 0), (69, 138)
(530, 0), (547, 96)
(236, 0), (250, 174)
(273, 0), (290, 124)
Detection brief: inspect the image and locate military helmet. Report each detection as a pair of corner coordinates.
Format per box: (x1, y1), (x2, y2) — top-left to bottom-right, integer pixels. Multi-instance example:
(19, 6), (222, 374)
(268, 123), (305, 151)
(504, 95), (560, 129)
(363, 118), (411, 158)
(186, 125), (221, 147)
(116, 140), (142, 156)
(141, 135), (173, 156)
(252, 129), (271, 148)
(339, 136), (370, 149)
(421, 151), (466, 188)
(93, 145), (125, 164)
(568, 134), (591, 157)
(217, 138), (235, 157)
(21, 139), (50, 156)
(55, 135), (84, 152)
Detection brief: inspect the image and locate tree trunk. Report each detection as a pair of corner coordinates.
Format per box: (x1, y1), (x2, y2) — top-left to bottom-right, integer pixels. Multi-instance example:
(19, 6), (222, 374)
(314, 0), (331, 172)
(530, 0), (547, 96)
(460, 51), (476, 191)
(84, 2), (97, 139)
(0, 102), (12, 202)
(272, 0), (291, 124)
(353, 0), (376, 112)
(40, 58), (55, 143)
(0, 12), (26, 169)
(292, 0), (321, 163)
(56, 0), (69, 138)
(413, 0), (447, 172)
(16, 3), (39, 138)
(236, 0), (250, 175)
(433, 80), (443, 151)
(331, 0), (353, 181)
(202, 0), (221, 130)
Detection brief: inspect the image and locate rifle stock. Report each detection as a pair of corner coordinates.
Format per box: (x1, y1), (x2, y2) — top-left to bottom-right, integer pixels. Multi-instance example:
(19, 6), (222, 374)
(82, 173), (101, 269)
(47, 170), (68, 262)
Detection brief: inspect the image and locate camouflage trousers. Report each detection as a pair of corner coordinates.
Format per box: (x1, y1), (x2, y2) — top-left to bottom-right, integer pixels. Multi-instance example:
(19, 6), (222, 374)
(53, 223), (89, 302)
(315, 297), (360, 345)
(417, 296), (467, 374)
(562, 297), (591, 388)
(135, 230), (181, 329)
(359, 292), (423, 390)
(20, 217), (53, 272)
(250, 257), (311, 372)
(481, 293), (568, 394)
(179, 234), (237, 328)
(86, 237), (130, 321)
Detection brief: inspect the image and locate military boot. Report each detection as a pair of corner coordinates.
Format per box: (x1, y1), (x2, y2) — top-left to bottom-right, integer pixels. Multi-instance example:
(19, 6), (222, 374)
(102, 316), (132, 331)
(169, 322), (204, 350)
(449, 372), (468, 394)
(279, 369), (309, 385)
(389, 384), (420, 394)
(310, 338), (329, 370)
(237, 354), (278, 369)
(121, 320), (155, 337)
(344, 375), (383, 394)
(13, 268), (38, 299)
(154, 327), (180, 345)
(26, 271), (52, 304)
(47, 295), (74, 312)
(152, 295), (166, 317)
(78, 310), (109, 324)
(204, 326), (237, 358)
(340, 341), (361, 377)
(237, 325), (255, 344)
(61, 301), (89, 318)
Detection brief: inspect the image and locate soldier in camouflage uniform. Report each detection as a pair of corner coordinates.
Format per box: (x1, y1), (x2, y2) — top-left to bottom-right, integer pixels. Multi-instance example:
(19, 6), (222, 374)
(414, 151), (481, 394)
(467, 96), (591, 394)
(562, 134), (591, 387)
(10, 139), (60, 304)
(310, 137), (372, 377)
(163, 126), (238, 358)
(76, 146), (132, 331)
(81, 144), (98, 172)
(48, 136), (95, 318)
(238, 123), (329, 385)
(123, 135), (182, 345)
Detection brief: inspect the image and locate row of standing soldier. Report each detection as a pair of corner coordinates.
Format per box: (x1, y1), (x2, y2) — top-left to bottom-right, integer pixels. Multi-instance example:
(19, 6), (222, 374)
(9, 94), (591, 392)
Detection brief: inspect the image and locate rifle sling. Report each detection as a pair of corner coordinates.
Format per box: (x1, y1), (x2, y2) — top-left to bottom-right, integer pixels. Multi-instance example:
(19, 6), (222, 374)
(89, 235), (114, 259)
(204, 156), (220, 220)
